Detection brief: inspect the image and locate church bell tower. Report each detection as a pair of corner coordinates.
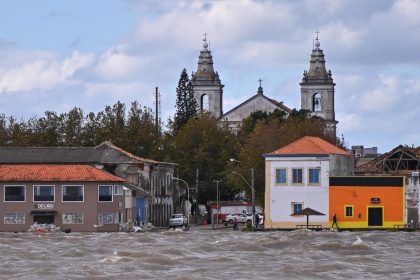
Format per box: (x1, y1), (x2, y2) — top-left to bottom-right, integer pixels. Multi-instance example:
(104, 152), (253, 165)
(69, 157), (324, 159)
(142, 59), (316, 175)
(300, 32), (337, 137)
(190, 34), (224, 118)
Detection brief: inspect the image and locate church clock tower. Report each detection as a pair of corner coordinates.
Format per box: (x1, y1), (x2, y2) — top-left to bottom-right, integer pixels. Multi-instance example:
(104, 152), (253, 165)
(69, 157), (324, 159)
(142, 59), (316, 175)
(300, 33), (337, 137)
(191, 34), (224, 118)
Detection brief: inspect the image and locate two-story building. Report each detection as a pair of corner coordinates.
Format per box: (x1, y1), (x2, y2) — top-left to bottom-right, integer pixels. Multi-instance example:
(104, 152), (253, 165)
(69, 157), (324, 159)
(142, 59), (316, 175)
(0, 164), (127, 232)
(0, 141), (177, 227)
(263, 136), (354, 229)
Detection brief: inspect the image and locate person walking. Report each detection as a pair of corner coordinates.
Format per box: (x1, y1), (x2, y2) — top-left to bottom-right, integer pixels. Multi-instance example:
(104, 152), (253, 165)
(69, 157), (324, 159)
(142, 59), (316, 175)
(233, 217), (239, 231)
(255, 213), (260, 229)
(331, 214), (339, 229)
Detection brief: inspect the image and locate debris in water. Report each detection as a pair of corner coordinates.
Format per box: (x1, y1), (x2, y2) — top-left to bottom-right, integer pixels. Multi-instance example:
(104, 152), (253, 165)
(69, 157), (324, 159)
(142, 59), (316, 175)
(352, 236), (364, 246)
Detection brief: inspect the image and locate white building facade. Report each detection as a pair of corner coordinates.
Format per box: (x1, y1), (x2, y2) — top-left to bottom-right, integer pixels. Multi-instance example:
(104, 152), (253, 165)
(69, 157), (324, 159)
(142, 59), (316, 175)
(263, 136), (353, 229)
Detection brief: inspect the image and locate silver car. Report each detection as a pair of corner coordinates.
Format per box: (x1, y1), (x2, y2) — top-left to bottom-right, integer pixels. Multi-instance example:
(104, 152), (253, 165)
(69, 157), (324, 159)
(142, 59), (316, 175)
(169, 214), (187, 228)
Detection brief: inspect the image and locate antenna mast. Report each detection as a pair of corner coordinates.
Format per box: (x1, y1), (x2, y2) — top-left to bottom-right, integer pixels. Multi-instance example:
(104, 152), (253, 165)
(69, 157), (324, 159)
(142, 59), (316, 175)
(154, 86), (161, 132)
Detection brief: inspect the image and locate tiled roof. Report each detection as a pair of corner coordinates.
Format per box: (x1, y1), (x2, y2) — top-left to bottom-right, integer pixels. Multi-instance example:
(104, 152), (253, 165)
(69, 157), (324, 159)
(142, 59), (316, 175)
(0, 141), (176, 166)
(0, 164), (126, 182)
(267, 136), (349, 156)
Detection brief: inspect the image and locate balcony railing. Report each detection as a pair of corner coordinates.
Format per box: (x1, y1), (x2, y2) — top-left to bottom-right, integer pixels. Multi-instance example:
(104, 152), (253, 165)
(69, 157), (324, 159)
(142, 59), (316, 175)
(5, 195), (25, 201)
(99, 195), (112, 202)
(63, 195), (83, 201)
(34, 195), (54, 202)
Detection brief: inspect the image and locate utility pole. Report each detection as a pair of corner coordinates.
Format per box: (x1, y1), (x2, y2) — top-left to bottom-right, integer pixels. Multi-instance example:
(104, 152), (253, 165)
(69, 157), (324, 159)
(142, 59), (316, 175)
(154, 86), (160, 133)
(195, 168), (199, 224)
(232, 166), (256, 230)
(214, 180), (223, 228)
(251, 168), (255, 229)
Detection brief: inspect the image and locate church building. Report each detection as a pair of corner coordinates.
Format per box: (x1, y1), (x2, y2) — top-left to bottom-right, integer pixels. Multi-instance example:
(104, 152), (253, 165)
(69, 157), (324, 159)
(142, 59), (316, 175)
(300, 34), (337, 136)
(189, 33), (337, 134)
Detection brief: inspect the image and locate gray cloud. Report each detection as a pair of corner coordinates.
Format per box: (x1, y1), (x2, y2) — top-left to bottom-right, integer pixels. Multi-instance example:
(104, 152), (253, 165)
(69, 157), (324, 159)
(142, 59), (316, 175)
(0, 0), (419, 152)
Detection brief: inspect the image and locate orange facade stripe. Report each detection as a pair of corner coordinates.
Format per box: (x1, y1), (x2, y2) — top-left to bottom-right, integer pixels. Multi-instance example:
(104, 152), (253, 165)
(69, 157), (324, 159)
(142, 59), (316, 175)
(329, 186), (404, 222)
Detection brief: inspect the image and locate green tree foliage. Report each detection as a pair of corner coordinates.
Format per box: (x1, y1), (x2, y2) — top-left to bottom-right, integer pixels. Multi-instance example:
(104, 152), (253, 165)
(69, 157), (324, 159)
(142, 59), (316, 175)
(173, 68), (198, 133)
(81, 112), (101, 146)
(237, 109), (288, 145)
(63, 107), (84, 146)
(0, 114), (7, 145)
(169, 113), (239, 205)
(126, 101), (163, 159)
(34, 111), (64, 146)
(0, 101), (163, 160)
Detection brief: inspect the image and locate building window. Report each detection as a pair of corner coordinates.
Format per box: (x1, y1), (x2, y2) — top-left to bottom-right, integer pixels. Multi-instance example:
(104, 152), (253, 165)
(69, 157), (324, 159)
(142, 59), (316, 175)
(308, 168), (320, 184)
(345, 206), (354, 217)
(99, 185), (113, 202)
(275, 168), (287, 185)
(4, 186), (25, 202)
(98, 213), (113, 225)
(313, 93), (322, 112)
(201, 94), (209, 111)
(292, 202), (303, 214)
(63, 186), (84, 202)
(292, 169), (303, 184)
(4, 212), (25, 224)
(114, 212), (123, 224)
(114, 185), (124, 195)
(63, 213), (84, 224)
(34, 185), (55, 202)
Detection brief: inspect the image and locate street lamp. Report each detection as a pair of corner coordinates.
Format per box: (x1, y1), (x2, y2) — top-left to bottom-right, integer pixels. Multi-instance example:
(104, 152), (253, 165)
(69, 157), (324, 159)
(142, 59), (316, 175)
(213, 180), (223, 228)
(232, 169), (255, 230)
(172, 177), (190, 226)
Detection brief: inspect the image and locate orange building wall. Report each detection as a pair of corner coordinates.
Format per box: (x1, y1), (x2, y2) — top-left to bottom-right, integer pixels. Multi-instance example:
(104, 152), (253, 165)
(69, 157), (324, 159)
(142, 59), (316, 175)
(329, 186), (405, 228)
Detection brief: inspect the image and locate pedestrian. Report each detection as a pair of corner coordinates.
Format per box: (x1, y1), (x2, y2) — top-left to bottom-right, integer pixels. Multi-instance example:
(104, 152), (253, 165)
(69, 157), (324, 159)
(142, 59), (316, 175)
(233, 217), (238, 231)
(255, 214), (260, 229)
(332, 213), (339, 229)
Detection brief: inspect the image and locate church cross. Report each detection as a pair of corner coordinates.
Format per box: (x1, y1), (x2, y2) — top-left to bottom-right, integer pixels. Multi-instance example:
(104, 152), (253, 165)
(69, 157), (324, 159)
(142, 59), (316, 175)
(258, 78), (263, 88)
(315, 29), (320, 40)
(203, 32), (208, 43)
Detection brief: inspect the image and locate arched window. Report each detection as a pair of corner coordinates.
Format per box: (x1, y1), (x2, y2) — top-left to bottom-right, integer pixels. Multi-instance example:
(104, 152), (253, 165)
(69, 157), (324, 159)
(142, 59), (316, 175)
(201, 94), (209, 111)
(313, 93), (322, 112)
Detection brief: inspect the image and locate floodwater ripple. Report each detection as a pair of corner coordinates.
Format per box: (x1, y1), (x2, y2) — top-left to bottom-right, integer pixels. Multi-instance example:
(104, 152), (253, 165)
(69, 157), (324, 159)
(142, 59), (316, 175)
(1, 230), (420, 279)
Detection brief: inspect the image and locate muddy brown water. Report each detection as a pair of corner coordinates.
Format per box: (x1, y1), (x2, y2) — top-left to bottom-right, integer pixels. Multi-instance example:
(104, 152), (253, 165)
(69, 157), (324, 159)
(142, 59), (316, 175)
(1, 228), (419, 279)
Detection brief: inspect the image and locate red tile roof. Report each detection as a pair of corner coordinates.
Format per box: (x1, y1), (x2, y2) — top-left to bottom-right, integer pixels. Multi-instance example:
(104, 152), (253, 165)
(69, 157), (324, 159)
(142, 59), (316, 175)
(0, 164), (126, 182)
(267, 136), (350, 156)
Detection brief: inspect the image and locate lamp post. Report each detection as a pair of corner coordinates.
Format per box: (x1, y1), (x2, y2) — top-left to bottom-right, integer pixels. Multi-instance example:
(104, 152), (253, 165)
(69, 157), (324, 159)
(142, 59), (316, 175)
(232, 168), (255, 230)
(214, 180), (223, 228)
(172, 177), (190, 226)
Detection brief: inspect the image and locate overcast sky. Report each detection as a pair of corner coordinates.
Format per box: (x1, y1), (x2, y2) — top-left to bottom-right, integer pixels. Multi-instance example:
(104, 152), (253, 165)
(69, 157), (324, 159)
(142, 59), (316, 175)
(0, 0), (419, 153)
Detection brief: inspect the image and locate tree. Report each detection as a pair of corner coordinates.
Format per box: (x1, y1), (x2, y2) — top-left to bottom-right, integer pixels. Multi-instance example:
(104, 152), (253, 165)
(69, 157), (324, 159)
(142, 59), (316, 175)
(34, 111), (64, 146)
(169, 113), (239, 206)
(96, 101), (127, 147)
(126, 101), (162, 159)
(81, 112), (101, 146)
(63, 107), (84, 146)
(173, 68), (198, 133)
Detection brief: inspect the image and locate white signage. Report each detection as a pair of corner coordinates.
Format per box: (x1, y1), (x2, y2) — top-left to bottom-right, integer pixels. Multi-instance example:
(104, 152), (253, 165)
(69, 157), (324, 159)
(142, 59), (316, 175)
(37, 203), (54, 209)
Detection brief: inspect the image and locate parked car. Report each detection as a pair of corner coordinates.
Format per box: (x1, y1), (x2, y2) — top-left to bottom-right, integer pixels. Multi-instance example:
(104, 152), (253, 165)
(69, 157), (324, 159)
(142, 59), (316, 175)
(169, 214), (187, 228)
(224, 213), (247, 225)
(245, 213), (264, 226)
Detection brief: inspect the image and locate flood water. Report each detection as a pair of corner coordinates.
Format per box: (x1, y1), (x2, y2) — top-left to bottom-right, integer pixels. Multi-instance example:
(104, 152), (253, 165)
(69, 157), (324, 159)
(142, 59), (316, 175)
(1, 227), (419, 279)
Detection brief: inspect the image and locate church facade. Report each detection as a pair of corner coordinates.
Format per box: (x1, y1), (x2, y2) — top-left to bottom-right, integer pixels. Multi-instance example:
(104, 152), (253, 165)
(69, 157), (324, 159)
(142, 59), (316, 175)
(189, 35), (337, 134)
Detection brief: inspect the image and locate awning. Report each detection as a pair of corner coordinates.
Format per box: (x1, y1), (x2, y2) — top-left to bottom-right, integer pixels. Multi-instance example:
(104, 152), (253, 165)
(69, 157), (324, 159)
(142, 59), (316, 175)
(30, 211), (57, 216)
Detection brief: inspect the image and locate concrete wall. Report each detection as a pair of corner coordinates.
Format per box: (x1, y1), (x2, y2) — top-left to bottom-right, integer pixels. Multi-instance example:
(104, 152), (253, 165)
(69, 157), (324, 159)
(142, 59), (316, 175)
(406, 175), (420, 226)
(329, 154), (354, 176)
